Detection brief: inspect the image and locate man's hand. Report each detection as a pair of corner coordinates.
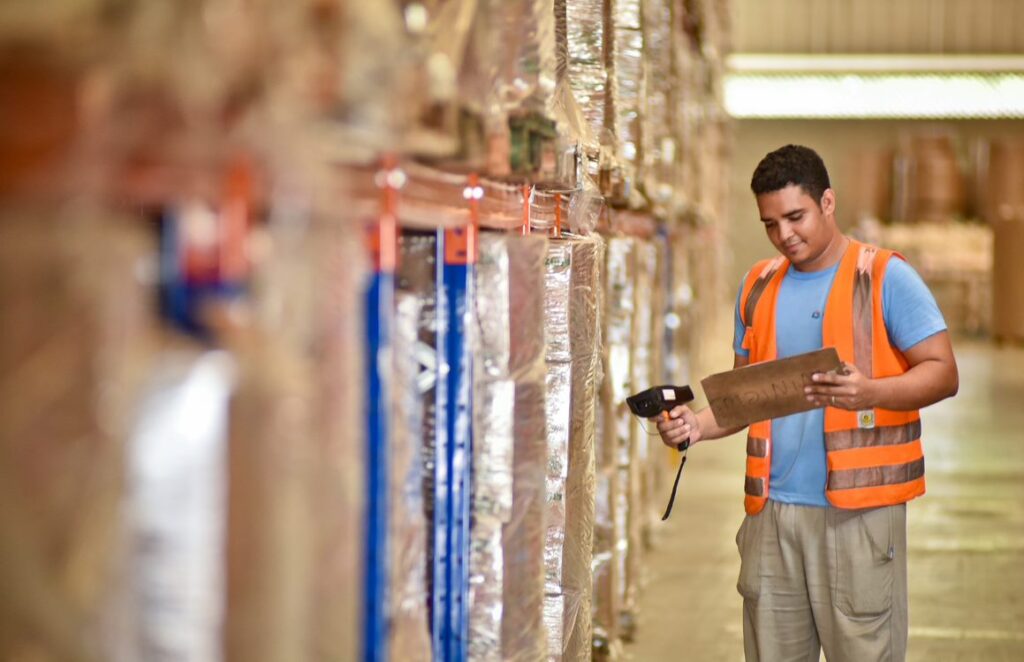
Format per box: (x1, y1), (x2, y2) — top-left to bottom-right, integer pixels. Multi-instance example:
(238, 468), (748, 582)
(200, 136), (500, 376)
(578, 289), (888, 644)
(804, 361), (878, 410)
(653, 405), (702, 449)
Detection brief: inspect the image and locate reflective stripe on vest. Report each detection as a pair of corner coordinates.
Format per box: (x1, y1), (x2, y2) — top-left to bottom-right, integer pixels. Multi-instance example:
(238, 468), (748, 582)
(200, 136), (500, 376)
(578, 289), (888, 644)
(738, 239), (926, 515)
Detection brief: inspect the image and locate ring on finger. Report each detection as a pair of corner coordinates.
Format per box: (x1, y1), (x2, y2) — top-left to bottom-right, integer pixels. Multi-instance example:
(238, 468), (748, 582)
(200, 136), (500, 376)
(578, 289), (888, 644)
(830, 395), (836, 406)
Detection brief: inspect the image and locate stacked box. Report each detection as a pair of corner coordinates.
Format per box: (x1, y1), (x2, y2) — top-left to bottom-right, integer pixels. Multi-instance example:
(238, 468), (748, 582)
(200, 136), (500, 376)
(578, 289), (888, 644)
(469, 234), (524, 661)
(390, 293), (432, 661)
(632, 239), (660, 544)
(558, 0), (610, 147)
(993, 219), (1024, 344)
(308, 221), (367, 662)
(641, 0), (674, 197)
(612, 0), (644, 168)
(0, 211), (154, 662)
(594, 236), (639, 656)
(543, 234), (604, 660)
(397, 232), (441, 622)
(501, 235), (551, 662)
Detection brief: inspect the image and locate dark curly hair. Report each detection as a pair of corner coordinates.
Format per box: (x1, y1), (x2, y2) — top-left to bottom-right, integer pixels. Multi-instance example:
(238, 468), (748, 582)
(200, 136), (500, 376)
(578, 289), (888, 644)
(750, 144), (831, 206)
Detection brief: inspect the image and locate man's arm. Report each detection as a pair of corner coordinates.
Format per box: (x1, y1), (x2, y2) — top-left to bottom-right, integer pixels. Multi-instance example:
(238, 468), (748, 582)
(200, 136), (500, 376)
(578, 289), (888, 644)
(655, 353), (750, 447)
(804, 330), (958, 411)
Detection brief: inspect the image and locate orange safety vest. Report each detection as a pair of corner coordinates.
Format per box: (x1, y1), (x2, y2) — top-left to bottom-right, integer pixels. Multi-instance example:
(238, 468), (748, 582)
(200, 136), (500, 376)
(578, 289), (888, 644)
(738, 239), (925, 515)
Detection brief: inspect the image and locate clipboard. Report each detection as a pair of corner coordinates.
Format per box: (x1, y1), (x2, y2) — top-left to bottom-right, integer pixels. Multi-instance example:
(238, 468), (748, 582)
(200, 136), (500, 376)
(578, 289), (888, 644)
(700, 348), (843, 429)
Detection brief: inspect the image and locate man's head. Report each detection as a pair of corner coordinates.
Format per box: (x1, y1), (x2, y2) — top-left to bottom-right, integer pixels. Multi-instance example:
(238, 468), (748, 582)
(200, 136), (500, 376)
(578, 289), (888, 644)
(750, 144), (831, 204)
(750, 145), (844, 272)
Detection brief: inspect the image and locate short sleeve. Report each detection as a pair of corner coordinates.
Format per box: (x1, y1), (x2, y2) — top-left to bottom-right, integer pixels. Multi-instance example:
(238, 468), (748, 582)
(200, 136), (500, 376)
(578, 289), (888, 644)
(881, 258), (948, 352)
(734, 273), (749, 357)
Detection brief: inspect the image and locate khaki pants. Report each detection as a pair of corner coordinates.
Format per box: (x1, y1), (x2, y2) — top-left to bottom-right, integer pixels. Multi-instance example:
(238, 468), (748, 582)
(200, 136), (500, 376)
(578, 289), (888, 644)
(736, 500), (908, 662)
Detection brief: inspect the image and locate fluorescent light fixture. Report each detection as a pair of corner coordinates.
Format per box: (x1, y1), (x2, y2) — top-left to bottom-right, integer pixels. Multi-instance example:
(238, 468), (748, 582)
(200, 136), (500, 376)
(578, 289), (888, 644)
(724, 73), (1024, 119)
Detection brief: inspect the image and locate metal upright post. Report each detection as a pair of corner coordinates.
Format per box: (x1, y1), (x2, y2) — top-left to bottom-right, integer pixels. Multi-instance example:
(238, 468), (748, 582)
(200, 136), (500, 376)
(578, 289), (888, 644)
(433, 227), (451, 662)
(364, 160), (400, 662)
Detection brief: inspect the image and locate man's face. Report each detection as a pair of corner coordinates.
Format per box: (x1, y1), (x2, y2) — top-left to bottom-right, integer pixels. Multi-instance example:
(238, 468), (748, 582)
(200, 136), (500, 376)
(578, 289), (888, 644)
(755, 184), (839, 271)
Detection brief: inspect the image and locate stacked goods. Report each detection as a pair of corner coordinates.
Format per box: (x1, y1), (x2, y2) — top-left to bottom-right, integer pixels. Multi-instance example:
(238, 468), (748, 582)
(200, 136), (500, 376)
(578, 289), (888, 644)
(876, 222), (992, 336)
(612, 0), (644, 171)
(557, 0), (610, 149)
(595, 236), (639, 655)
(641, 0), (675, 204)
(469, 235), (526, 660)
(847, 148), (895, 225)
(893, 132), (966, 224)
(0, 212), (155, 662)
(500, 235), (551, 662)
(396, 232), (441, 649)
(633, 240), (664, 541)
(976, 139), (1024, 225)
(391, 291), (432, 661)
(307, 220), (367, 662)
(224, 204), (370, 662)
(992, 219), (1024, 344)
(1, 0), (735, 659)
(543, 234), (605, 660)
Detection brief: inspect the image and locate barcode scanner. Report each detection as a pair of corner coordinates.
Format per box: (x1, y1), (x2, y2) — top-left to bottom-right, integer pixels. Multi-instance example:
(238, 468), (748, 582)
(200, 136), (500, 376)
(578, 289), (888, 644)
(626, 384), (695, 520)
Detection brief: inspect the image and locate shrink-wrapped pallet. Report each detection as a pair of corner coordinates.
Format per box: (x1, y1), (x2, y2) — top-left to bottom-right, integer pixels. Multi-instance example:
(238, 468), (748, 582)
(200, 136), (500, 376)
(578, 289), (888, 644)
(612, 0), (644, 167)
(543, 234), (604, 660)
(487, 0), (558, 116)
(225, 207), (369, 662)
(555, 0), (610, 148)
(593, 236), (638, 657)
(307, 218), (367, 662)
(471, 233), (549, 660)
(500, 234), (551, 662)
(390, 293), (433, 661)
(641, 0), (674, 193)
(632, 239), (657, 546)
(397, 232), (440, 621)
(0, 210), (154, 662)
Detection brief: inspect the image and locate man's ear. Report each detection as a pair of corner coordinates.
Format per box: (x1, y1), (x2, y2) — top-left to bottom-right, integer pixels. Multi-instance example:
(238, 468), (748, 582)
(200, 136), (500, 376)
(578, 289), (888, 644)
(820, 188), (836, 215)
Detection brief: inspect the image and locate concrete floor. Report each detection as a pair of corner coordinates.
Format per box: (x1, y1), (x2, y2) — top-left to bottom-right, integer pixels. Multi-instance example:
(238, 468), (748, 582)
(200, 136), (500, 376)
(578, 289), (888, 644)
(627, 339), (1024, 661)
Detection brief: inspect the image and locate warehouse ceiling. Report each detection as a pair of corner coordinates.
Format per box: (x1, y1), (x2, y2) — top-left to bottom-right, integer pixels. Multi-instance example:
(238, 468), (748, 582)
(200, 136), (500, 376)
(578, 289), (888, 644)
(728, 0), (1024, 118)
(732, 0), (1024, 54)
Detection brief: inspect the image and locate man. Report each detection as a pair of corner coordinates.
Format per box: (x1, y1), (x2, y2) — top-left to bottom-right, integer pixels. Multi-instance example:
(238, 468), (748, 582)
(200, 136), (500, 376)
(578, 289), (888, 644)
(656, 145), (958, 661)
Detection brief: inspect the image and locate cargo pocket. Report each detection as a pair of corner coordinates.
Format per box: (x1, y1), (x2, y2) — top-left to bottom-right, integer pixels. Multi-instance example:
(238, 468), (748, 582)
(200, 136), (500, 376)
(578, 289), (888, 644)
(831, 506), (895, 618)
(735, 514), (763, 600)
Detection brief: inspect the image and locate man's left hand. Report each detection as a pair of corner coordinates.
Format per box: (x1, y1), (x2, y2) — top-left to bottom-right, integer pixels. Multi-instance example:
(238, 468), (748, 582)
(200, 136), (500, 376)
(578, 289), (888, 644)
(805, 361), (878, 410)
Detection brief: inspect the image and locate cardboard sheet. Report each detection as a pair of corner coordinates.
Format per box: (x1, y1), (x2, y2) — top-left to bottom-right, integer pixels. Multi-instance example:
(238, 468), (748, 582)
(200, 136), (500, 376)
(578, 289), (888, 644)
(701, 348), (842, 429)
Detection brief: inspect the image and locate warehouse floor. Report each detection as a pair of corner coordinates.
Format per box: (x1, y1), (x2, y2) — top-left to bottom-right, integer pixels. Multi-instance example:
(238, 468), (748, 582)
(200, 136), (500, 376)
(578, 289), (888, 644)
(628, 338), (1024, 661)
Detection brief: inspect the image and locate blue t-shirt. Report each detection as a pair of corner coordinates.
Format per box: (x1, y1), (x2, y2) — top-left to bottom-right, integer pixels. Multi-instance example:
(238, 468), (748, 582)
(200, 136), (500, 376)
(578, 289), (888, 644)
(732, 257), (947, 507)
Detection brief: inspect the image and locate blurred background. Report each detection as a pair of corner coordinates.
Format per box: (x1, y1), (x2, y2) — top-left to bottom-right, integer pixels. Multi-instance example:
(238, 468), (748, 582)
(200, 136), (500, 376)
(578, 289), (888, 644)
(0, 1), (1021, 661)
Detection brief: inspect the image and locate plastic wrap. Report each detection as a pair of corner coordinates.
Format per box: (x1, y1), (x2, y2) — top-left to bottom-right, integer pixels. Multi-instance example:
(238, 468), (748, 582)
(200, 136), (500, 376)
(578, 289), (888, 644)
(500, 234), (551, 662)
(543, 235), (604, 660)
(592, 236), (638, 655)
(612, 0), (644, 166)
(631, 239), (656, 549)
(598, 235), (634, 647)
(469, 235), (518, 661)
(641, 0), (674, 195)
(0, 210), (154, 662)
(120, 349), (234, 662)
(391, 293), (433, 661)
(556, 0), (609, 148)
(487, 0), (558, 116)
(396, 232), (440, 625)
(225, 201), (366, 662)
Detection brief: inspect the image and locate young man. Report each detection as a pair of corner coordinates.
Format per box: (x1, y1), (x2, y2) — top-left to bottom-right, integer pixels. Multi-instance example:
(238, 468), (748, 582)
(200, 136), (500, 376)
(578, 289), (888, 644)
(657, 145), (958, 661)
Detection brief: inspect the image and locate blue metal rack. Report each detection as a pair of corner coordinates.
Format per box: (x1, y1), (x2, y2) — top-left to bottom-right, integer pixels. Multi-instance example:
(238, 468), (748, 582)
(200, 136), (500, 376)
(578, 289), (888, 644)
(432, 228), (451, 662)
(364, 268), (393, 662)
(431, 179), (479, 662)
(364, 167), (399, 662)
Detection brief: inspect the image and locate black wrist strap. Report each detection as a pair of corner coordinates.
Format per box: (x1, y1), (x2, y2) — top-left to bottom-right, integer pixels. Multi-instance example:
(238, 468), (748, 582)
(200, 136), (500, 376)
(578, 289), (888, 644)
(661, 438), (690, 521)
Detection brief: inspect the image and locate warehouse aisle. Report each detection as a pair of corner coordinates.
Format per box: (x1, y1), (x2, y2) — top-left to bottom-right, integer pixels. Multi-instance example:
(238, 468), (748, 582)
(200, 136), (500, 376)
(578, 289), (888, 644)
(628, 339), (1024, 661)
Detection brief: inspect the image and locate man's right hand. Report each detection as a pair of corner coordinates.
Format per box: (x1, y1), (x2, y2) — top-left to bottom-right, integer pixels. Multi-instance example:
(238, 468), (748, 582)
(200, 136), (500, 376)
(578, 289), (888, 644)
(653, 405), (702, 448)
